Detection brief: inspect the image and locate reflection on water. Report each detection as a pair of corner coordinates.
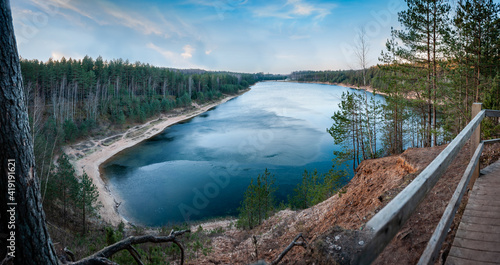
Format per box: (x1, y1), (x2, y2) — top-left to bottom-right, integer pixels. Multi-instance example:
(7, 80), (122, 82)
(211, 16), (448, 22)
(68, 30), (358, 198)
(102, 81), (384, 226)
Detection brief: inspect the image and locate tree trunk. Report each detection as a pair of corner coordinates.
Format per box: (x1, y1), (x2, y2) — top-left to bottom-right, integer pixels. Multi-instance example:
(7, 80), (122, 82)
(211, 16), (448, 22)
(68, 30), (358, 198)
(426, 2), (432, 147)
(432, 2), (438, 147)
(0, 0), (59, 263)
(476, 24), (481, 102)
(83, 188), (86, 235)
(352, 111), (357, 170)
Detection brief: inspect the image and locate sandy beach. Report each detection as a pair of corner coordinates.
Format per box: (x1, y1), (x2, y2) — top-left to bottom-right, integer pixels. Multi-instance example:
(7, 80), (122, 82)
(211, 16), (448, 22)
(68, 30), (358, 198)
(64, 92), (247, 226)
(332, 82), (384, 95)
(290, 80), (385, 95)
(291, 81), (426, 101)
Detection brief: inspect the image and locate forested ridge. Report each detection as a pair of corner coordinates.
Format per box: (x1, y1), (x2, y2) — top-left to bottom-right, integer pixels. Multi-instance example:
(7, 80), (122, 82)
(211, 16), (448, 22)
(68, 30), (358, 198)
(21, 56), (282, 135)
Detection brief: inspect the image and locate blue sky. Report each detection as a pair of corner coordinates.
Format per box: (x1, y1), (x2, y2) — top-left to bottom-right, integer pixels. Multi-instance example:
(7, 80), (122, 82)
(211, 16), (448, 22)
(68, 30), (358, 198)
(12, 0), (405, 74)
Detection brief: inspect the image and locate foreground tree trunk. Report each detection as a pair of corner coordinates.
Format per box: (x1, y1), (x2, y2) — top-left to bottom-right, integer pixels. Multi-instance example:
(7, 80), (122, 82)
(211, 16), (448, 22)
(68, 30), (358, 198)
(0, 0), (59, 263)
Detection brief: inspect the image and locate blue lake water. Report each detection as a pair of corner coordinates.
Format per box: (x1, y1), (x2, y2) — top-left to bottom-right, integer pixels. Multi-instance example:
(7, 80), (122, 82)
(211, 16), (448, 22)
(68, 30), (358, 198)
(101, 81), (385, 226)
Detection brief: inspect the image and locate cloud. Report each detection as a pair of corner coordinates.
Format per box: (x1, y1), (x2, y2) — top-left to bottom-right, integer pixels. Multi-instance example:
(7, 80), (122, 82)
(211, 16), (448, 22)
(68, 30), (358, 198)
(50, 51), (64, 60)
(287, 0), (314, 15)
(254, 0), (333, 20)
(28, 0), (171, 37)
(98, 1), (167, 37)
(29, 0), (102, 23)
(146, 42), (206, 69)
(181, 45), (194, 59)
(205, 49), (213, 55)
(147, 43), (175, 60)
(188, 0), (249, 20)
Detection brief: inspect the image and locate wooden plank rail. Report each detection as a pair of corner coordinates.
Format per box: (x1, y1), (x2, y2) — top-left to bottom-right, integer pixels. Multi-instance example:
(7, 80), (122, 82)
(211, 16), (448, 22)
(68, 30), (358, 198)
(485, 109), (500, 117)
(483, 138), (500, 145)
(352, 102), (498, 265)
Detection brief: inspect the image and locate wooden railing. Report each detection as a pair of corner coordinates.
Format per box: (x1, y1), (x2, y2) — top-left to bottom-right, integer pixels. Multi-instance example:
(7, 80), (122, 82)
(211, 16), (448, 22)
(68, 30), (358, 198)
(354, 103), (500, 265)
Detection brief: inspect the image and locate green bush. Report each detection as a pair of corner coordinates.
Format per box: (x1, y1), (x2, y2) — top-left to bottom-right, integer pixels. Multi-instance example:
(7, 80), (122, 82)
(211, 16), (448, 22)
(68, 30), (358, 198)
(237, 169), (277, 229)
(289, 168), (346, 210)
(63, 119), (78, 142)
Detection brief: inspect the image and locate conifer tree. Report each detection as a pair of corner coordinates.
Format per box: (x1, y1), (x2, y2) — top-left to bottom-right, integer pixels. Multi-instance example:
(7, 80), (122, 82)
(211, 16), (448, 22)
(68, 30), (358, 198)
(55, 153), (79, 227)
(328, 92), (361, 169)
(397, 0), (451, 147)
(237, 169), (276, 229)
(75, 171), (101, 235)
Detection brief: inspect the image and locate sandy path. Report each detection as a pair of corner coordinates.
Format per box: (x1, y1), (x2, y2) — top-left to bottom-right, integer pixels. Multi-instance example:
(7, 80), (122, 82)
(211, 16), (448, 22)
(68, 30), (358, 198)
(64, 92), (246, 226)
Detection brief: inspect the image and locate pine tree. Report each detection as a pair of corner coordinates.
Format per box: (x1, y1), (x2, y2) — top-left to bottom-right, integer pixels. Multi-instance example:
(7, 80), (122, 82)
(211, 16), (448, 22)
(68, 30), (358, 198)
(397, 0), (451, 147)
(328, 92), (360, 169)
(237, 169), (277, 229)
(453, 0), (500, 102)
(75, 171), (101, 235)
(55, 154), (79, 227)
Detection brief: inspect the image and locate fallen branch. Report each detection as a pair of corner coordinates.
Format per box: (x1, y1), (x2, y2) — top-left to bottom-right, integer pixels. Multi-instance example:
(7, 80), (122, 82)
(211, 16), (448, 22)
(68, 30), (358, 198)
(126, 246), (143, 265)
(64, 247), (76, 262)
(270, 233), (307, 265)
(67, 229), (190, 265)
(70, 257), (119, 265)
(1, 255), (14, 265)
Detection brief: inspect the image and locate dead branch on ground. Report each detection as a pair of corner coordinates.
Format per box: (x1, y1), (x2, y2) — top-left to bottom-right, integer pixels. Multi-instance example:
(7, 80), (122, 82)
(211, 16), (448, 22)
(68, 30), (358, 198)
(66, 229), (190, 265)
(270, 233), (308, 265)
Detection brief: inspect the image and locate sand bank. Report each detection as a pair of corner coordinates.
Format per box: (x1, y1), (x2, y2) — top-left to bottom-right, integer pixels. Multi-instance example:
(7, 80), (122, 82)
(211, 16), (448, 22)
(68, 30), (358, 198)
(290, 80), (385, 95)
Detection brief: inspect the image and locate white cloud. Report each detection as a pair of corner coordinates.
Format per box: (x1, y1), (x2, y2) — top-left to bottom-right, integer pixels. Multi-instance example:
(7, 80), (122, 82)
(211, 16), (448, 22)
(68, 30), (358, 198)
(29, 0), (106, 25)
(99, 1), (166, 37)
(181, 45), (194, 59)
(254, 0), (333, 20)
(287, 0), (314, 15)
(147, 43), (175, 60)
(51, 51), (64, 60)
(29, 0), (170, 37)
(205, 49), (213, 55)
(49, 50), (83, 61)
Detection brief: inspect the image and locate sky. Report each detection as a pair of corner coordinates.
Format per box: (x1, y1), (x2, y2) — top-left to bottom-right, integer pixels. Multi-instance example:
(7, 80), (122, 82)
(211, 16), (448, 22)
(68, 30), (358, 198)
(12, 0), (407, 74)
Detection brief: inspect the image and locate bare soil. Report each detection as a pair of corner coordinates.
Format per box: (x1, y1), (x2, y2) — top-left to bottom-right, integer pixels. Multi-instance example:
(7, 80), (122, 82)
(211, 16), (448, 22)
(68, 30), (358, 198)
(190, 143), (500, 265)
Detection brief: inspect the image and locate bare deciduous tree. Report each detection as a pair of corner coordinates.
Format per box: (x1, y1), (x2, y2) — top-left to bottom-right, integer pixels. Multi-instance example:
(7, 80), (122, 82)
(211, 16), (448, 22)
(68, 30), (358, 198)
(354, 27), (370, 87)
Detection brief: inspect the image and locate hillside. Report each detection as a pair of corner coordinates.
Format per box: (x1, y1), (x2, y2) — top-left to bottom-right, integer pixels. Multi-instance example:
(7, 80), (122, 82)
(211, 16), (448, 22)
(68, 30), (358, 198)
(189, 143), (499, 264)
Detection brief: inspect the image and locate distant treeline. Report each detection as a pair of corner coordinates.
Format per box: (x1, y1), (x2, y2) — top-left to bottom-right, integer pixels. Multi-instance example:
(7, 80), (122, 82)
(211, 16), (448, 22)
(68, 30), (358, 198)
(289, 68), (382, 88)
(21, 56), (284, 136)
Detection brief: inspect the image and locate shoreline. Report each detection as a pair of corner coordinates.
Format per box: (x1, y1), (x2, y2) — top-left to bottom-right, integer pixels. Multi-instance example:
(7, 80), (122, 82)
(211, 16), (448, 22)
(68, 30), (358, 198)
(65, 90), (249, 226)
(288, 80), (385, 95)
(288, 81), (432, 101)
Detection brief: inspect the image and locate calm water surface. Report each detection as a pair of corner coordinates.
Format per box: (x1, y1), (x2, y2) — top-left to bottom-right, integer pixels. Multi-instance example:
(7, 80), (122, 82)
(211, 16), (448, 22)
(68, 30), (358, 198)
(102, 81), (384, 226)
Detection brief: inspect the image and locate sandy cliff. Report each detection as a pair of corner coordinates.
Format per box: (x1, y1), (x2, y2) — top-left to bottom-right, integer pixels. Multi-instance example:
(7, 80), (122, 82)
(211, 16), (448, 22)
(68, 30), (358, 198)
(192, 144), (481, 264)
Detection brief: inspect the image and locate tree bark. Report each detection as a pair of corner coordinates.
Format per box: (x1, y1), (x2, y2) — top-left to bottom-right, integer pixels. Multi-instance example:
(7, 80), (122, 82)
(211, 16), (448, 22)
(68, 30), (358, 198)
(0, 0), (59, 263)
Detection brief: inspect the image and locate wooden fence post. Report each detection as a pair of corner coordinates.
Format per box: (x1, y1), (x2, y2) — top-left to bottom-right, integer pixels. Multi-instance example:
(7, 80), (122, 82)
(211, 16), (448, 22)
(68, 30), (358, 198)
(469, 103), (482, 189)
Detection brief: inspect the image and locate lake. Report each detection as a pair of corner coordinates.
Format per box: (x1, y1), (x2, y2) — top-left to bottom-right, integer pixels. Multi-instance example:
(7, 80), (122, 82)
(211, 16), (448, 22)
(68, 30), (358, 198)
(101, 81), (384, 226)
